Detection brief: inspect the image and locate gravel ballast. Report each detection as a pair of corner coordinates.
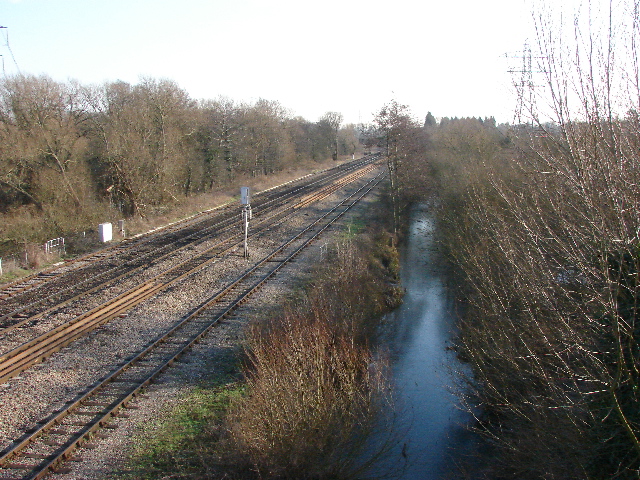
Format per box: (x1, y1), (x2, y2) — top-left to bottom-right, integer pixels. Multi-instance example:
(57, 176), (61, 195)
(0, 167), (385, 480)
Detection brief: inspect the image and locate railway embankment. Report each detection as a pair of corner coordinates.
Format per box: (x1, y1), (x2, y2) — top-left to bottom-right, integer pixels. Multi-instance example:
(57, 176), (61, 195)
(44, 165), (400, 480)
(0, 156), (390, 479)
(0, 155), (361, 287)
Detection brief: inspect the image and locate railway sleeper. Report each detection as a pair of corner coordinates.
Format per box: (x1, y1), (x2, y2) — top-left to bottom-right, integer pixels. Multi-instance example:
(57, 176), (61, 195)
(63, 421), (92, 427)
(53, 466), (74, 473)
(0, 162), (384, 477)
(95, 387), (137, 395)
(112, 373), (153, 384)
(81, 400), (113, 406)
(88, 395), (125, 404)
(43, 440), (65, 447)
(74, 411), (106, 416)
(158, 339), (189, 345)
(133, 355), (169, 363)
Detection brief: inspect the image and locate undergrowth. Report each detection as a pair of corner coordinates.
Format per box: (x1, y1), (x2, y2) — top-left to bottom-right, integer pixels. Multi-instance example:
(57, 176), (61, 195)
(118, 199), (402, 480)
(120, 383), (245, 480)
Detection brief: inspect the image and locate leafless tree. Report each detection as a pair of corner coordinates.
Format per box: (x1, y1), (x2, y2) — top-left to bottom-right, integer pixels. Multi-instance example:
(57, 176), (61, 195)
(374, 101), (424, 232)
(0, 75), (91, 212)
(436, 1), (640, 476)
(320, 111), (343, 161)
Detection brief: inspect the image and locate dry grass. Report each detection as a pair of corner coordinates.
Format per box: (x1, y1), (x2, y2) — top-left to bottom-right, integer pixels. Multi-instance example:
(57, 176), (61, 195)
(0, 155), (354, 281)
(105, 157), (347, 239)
(117, 190), (401, 480)
(227, 310), (391, 479)
(223, 227), (400, 479)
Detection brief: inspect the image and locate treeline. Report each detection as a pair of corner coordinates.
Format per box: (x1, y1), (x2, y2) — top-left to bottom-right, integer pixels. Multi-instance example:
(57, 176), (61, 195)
(395, 2), (640, 477)
(0, 75), (359, 244)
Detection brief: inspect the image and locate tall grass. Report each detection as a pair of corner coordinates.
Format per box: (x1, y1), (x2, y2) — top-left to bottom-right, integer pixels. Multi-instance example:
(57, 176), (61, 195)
(119, 202), (402, 480)
(227, 309), (391, 479)
(225, 233), (399, 479)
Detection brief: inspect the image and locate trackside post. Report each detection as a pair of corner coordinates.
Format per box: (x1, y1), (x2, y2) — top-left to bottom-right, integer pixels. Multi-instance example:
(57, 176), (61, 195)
(241, 187), (251, 258)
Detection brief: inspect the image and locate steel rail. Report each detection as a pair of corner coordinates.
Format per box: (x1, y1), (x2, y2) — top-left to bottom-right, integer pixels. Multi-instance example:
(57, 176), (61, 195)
(0, 162), (382, 384)
(0, 155), (379, 305)
(0, 156), (381, 330)
(0, 154), (379, 307)
(0, 168), (386, 480)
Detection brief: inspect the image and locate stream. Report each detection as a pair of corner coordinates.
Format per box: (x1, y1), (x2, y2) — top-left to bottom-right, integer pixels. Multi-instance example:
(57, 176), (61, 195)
(373, 203), (479, 479)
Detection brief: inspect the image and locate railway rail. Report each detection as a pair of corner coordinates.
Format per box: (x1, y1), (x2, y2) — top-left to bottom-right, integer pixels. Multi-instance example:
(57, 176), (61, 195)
(0, 161), (381, 384)
(0, 155), (381, 334)
(0, 155), (378, 310)
(0, 166), (386, 480)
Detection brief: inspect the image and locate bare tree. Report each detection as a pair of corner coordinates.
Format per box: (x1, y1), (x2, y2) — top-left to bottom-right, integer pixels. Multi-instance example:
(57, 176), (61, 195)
(320, 111), (343, 161)
(337, 123), (358, 157)
(87, 79), (195, 216)
(374, 100), (420, 232)
(0, 75), (91, 212)
(435, 1), (640, 476)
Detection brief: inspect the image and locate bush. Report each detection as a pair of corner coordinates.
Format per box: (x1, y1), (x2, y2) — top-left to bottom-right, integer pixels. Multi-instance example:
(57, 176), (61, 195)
(118, 199), (401, 480)
(225, 231), (399, 479)
(422, 3), (640, 473)
(227, 310), (391, 479)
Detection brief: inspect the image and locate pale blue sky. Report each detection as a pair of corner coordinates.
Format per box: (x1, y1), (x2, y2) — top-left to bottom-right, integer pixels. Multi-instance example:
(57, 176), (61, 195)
(1, 0), (538, 124)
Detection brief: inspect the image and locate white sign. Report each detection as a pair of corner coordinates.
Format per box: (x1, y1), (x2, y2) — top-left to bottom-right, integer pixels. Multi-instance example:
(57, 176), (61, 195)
(240, 187), (250, 205)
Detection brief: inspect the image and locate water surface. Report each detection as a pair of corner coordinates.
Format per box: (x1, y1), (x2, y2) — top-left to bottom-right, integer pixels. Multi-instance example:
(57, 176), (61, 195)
(375, 204), (477, 479)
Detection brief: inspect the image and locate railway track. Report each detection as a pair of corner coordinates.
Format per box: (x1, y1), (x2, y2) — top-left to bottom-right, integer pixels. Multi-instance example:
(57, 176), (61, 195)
(0, 156), (381, 333)
(0, 161), (381, 384)
(0, 166), (386, 480)
(0, 155), (378, 309)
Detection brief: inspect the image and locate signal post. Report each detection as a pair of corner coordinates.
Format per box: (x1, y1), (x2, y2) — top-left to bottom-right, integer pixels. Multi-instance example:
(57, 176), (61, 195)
(240, 187), (251, 258)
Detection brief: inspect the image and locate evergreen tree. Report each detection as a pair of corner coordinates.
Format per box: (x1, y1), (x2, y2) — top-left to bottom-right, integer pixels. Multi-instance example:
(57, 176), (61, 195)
(424, 111), (436, 127)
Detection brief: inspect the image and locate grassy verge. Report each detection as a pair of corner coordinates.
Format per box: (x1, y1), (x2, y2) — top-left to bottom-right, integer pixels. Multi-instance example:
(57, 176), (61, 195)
(0, 266), (31, 285)
(121, 383), (245, 480)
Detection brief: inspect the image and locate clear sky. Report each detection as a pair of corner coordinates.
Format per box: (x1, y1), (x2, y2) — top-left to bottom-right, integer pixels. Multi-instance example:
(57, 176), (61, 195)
(0, 0), (538, 125)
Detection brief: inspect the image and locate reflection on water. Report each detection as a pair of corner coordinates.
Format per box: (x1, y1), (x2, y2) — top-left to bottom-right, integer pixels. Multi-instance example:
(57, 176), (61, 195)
(373, 204), (477, 479)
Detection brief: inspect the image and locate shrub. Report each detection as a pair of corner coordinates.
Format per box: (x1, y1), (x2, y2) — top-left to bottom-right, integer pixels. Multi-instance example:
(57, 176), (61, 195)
(227, 310), (391, 479)
(424, 3), (640, 472)
(226, 232), (399, 479)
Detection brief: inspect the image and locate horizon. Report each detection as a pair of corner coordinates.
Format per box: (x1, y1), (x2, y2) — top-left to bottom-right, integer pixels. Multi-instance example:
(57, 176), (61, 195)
(0, 0), (536, 125)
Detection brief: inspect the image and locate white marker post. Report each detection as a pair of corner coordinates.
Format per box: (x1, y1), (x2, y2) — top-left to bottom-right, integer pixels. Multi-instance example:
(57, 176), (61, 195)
(240, 187), (251, 258)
